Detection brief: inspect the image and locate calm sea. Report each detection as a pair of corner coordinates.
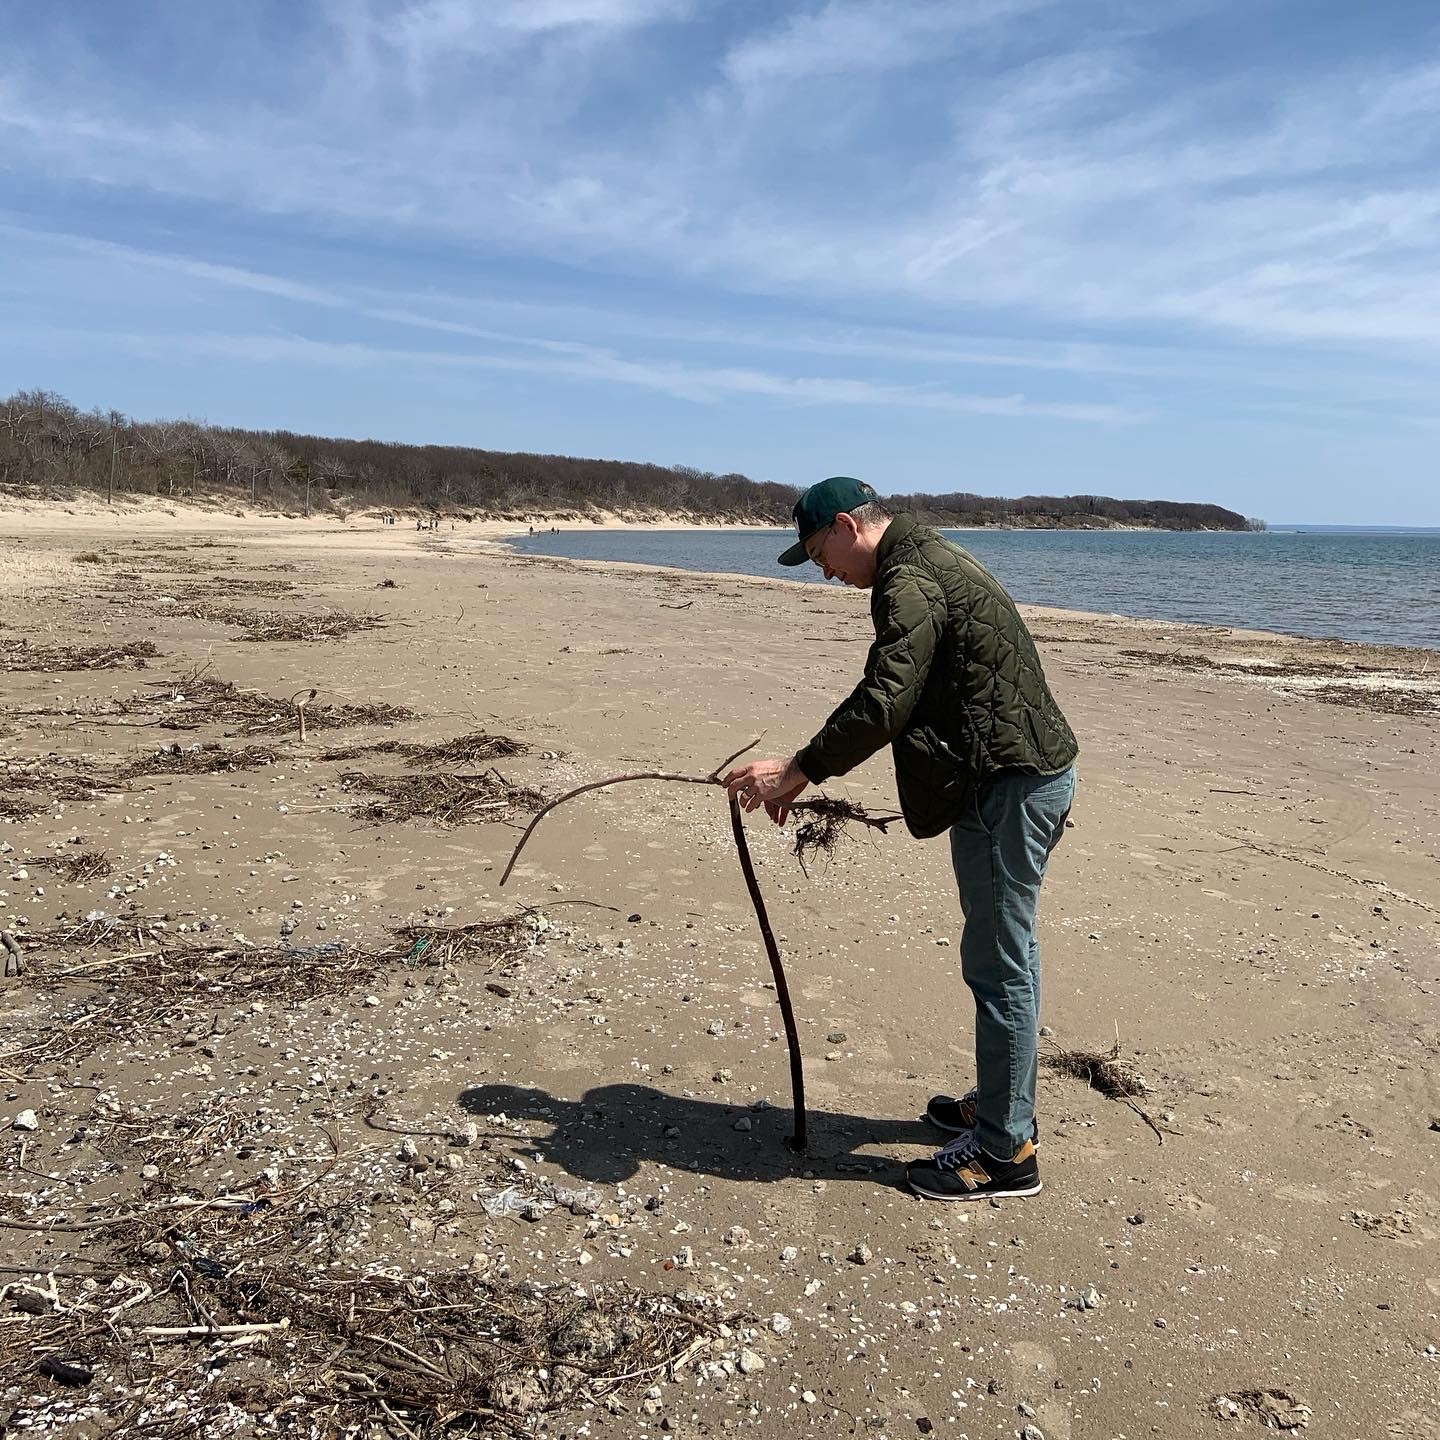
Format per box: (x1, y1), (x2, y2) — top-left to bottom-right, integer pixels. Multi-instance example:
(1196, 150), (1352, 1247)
(507, 525), (1440, 651)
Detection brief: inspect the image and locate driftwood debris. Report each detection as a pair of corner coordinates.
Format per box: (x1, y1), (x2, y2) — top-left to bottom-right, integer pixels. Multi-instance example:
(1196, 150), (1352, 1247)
(500, 741), (902, 1152)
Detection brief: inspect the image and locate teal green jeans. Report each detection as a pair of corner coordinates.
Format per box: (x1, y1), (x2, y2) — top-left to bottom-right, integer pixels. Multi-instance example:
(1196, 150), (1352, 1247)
(949, 766), (1075, 1160)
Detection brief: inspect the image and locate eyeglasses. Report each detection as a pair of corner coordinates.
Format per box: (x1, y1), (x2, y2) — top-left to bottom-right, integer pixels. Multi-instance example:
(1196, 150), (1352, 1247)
(805, 525), (834, 568)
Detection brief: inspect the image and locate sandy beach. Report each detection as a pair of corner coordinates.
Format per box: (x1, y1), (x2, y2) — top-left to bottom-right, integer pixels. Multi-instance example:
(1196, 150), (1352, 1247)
(1, 507), (1436, 1438)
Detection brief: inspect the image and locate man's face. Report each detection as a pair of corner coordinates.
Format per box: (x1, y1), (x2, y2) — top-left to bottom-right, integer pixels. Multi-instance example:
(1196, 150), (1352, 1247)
(804, 512), (876, 588)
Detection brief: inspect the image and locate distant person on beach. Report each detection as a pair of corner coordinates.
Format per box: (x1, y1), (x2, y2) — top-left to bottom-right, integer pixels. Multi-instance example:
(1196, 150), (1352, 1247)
(725, 476), (1078, 1203)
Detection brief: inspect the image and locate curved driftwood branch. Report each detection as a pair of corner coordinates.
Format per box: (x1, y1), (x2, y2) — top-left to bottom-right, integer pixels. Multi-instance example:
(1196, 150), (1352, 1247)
(497, 740), (903, 1153)
(726, 792), (807, 1149)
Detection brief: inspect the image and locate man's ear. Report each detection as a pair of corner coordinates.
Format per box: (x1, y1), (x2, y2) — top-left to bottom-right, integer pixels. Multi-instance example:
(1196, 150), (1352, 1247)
(834, 510), (860, 540)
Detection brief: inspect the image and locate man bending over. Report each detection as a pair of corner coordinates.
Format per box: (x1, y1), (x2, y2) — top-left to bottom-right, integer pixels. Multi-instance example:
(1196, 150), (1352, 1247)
(725, 477), (1078, 1202)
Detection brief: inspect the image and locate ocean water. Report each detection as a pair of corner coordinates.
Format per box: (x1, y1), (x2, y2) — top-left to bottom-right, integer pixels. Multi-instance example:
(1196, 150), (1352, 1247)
(506, 525), (1440, 651)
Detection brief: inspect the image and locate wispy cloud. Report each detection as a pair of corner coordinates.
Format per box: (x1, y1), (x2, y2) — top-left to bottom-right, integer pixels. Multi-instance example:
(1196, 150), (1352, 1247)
(3, 2), (1440, 518)
(17, 319), (1142, 424)
(5, 2), (1440, 359)
(722, 0), (1053, 86)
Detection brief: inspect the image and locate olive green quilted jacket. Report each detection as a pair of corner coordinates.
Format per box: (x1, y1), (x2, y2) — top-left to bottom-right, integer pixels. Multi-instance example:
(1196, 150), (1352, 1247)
(795, 514), (1078, 838)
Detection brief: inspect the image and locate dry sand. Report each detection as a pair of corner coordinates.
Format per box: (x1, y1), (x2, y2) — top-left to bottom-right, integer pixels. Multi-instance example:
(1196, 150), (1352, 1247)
(0, 508), (1436, 1438)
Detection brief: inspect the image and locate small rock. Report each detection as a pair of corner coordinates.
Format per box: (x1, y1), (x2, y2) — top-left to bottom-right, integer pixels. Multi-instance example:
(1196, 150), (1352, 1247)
(455, 1121), (480, 1147)
(826, 1030), (847, 1044)
(1126, 1211), (1145, 1225)
(915, 1420), (933, 1435)
(733, 1116), (752, 1132)
(398, 1137), (419, 1161)
(737, 1348), (765, 1375)
(140, 1163), (161, 1181)
(707, 1020), (726, 1037)
(825, 1050), (843, 1062)
(1018, 1401), (1036, 1417)
(724, 1225), (750, 1246)
(1021, 1426), (1046, 1440)
(779, 1246), (798, 1262)
(848, 1243), (873, 1265)
(770, 1313), (792, 1335)
(13, 1109), (38, 1132)
(1038, 1024), (1055, 1037)
(627, 912), (642, 922)
(676, 1245), (694, 1269)
(802, 1391), (817, 1404)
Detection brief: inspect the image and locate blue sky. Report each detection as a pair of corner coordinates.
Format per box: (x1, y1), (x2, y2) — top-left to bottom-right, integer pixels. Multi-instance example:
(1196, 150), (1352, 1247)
(2, 1), (1438, 524)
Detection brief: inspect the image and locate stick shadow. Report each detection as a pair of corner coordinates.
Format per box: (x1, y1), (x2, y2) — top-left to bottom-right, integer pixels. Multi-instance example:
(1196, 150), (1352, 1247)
(456, 1082), (938, 1191)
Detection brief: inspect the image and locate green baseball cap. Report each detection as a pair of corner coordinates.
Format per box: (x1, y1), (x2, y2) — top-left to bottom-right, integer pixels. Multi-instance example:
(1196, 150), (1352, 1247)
(778, 475), (881, 566)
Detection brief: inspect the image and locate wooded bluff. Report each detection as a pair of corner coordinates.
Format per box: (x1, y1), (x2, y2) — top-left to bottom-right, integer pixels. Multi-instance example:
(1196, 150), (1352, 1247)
(1, 390), (1258, 531)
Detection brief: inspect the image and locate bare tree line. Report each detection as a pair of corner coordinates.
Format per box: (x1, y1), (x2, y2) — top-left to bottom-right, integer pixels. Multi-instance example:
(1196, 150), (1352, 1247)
(0, 390), (1257, 531)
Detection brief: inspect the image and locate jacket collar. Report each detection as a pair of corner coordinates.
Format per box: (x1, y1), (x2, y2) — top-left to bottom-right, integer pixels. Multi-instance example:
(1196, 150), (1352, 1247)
(874, 512), (919, 569)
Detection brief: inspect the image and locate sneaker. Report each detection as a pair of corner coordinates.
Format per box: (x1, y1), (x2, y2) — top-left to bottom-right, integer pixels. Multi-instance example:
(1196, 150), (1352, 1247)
(925, 1088), (1040, 1146)
(906, 1130), (1042, 1202)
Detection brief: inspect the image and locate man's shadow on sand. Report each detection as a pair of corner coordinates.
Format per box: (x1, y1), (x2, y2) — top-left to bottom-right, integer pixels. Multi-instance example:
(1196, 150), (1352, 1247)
(458, 1082), (937, 1191)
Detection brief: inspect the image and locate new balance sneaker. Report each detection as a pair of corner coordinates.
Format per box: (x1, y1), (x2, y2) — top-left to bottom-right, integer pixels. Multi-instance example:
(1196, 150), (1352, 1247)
(906, 1130), (1042, 1202)
(926, 1088), (1040, 1146)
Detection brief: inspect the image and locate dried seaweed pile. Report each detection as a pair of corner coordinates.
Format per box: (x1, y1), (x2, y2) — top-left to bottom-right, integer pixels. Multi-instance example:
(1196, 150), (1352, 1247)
(182, 603), (391, 642)
(1118, 649), (1438, 718)
(1042, 1040), (1148, 1099)
(341, 770), (544, 826)
(0, 637), (159, 672)
(85, 1094), (255, 1171)
(0, 755), (127, 821)
(125, 673), (416, 734)
(393, 916), (534, 968)
(121, 741), (284, 778)
(322, 731), (531, 765)
(0, 914), (531, 1074)
(23, 849), (113, 883)
(1308, 684), (1437, 717)
(0, 1200), (725, 1438)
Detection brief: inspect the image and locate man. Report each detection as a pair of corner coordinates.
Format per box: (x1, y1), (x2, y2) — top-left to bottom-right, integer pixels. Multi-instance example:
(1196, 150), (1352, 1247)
(725, 477), (1078, 1202)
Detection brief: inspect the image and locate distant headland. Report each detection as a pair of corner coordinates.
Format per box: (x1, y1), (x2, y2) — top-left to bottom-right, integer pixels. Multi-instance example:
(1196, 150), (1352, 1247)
(0, 390), (1261, 532)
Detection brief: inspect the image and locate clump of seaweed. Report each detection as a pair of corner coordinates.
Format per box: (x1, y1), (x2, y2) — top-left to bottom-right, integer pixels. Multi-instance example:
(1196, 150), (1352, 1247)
(1309, 684), (1437, 717)
(0, 1234), (727, 1438)
(24, 849), (113, 883)
(0, 755), (127, 821)
(0, 637), (160, 672)
(791, 795), (900, 875)
(1, 913), (534, 1073)
(121, 741), (284, 778)
(1041, 1039), (1148, 1099)
(340, 770), (544, 826)
(320, 730), (531, 765)
(181, 604), (391, 642)
(126, 669), (416, 734)
(394, 915), (533, 968)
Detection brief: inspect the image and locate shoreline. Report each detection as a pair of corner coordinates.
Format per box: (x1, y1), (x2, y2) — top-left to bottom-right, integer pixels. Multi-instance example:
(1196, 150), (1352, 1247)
(5, 500), (1436, 663)
(475, 527), (1440, 664)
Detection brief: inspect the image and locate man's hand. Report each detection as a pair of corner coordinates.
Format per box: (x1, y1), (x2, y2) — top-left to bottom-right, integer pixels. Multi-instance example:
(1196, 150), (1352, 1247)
(724, 756), (809, 825)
